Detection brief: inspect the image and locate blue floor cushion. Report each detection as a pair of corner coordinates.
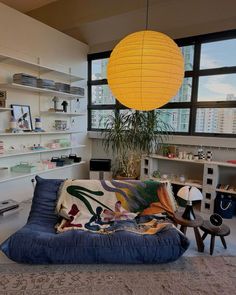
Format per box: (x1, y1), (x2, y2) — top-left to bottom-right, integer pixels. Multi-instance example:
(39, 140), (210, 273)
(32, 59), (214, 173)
(0, 176), (189, 264)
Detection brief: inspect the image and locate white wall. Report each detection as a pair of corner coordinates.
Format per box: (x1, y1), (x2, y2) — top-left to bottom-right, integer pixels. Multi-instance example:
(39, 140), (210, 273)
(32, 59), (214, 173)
(0, 3), (90, 203)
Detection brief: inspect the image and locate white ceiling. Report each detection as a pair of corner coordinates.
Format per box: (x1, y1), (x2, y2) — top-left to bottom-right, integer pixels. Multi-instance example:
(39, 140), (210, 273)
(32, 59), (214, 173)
(0, 0), (57, 12)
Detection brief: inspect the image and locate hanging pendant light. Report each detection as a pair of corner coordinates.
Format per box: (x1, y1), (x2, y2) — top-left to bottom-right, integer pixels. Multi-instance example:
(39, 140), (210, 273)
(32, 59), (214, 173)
(107, 0), (184, 111)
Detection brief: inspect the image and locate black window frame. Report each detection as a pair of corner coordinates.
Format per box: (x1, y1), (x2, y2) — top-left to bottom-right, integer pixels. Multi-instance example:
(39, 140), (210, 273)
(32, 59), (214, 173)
(88, 29), (236, 137)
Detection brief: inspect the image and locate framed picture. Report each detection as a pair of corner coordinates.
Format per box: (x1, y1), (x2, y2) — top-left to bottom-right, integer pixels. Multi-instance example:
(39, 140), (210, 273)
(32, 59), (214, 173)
(11, 104), (33, 131)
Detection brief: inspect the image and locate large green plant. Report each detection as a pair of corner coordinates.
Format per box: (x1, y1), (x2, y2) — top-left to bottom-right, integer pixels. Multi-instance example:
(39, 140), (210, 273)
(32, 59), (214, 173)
(101, 110), (170, 178)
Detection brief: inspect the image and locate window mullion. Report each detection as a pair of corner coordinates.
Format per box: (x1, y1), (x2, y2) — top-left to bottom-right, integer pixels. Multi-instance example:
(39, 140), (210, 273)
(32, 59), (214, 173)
(189, 43), (201, 134)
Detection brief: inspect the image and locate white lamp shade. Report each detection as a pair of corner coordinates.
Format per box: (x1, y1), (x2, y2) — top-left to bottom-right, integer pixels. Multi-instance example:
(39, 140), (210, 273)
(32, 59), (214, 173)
(177, 186), (203, 201)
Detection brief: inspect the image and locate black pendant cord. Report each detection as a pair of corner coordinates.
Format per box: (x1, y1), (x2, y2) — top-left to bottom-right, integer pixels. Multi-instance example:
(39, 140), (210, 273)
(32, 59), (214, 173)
(145, 0), (149, 30)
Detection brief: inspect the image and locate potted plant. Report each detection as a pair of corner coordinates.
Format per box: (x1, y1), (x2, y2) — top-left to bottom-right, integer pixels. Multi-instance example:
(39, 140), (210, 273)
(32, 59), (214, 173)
(101, 110), (170, 179)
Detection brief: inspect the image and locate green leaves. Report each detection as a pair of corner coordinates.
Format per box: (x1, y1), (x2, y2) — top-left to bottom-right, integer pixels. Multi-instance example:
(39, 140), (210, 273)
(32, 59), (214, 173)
(67, 185), (114, 214)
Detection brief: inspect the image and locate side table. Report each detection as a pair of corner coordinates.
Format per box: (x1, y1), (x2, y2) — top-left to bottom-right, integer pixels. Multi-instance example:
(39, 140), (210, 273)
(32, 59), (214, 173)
(200, 220), (230, 255)
(173, 212), (204, 252)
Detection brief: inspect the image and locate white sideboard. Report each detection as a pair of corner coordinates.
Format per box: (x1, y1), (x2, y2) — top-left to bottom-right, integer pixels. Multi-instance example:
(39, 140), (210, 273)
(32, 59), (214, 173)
(141, 154), (236, 214)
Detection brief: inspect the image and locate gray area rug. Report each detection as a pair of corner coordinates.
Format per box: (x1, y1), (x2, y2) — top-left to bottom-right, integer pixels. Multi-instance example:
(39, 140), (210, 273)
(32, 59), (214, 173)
(0, 256), (236, 295)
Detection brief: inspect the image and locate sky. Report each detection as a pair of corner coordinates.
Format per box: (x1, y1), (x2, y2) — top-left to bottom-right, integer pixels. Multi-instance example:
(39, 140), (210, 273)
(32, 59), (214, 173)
(195, 38), (236, 101)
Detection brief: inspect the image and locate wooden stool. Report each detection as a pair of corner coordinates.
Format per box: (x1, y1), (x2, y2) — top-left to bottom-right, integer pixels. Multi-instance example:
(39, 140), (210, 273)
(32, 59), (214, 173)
(200, 220), (230, 255)
(173, 212), (204, 252)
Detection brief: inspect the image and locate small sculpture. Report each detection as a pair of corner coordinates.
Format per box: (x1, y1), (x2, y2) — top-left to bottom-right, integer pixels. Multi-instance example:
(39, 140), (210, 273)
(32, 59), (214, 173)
(61, 100), (68, 112)
(52, 96), (60, 110)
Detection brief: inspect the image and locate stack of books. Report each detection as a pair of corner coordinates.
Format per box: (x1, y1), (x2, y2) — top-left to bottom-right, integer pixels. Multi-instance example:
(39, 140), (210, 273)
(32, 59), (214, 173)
(0, 141), (4, 154)
(13, 73), (37, 87)
(70, 86), (84, 96)
(0, 199), (19, 216)
(55, 82), (70, 93)
(37, 78), (55, 90)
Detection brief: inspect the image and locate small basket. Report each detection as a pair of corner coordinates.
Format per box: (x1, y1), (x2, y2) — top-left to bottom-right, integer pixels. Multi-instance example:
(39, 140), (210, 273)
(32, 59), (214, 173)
(51, 157), (65, 167)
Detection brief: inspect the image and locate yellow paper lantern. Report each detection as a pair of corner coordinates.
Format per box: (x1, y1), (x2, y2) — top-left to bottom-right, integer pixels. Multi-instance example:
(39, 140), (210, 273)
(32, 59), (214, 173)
(107, 30), (184, 111)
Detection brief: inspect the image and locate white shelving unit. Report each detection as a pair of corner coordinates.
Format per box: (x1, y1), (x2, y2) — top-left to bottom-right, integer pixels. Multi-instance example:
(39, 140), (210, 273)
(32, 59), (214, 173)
(0, 51), (87, 188)
(0, 145), (86, 159)
(141, 155), (236, 214)
(0, 83), (84, 100)
(0, 161), (86, 184)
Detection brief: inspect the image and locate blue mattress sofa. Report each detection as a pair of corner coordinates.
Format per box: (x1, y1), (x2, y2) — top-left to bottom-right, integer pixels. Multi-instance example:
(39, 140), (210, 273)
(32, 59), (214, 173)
(0, 176), (189, 264)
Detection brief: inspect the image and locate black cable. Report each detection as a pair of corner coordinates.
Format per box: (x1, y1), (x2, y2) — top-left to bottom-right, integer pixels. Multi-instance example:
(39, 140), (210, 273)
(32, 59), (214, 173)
(145, 0), (149, 30)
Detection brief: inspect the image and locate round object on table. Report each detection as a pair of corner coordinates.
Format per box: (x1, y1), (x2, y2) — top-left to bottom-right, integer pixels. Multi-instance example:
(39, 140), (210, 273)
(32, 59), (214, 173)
(200, 220), (230, 236)
(210, 213), (223, 227)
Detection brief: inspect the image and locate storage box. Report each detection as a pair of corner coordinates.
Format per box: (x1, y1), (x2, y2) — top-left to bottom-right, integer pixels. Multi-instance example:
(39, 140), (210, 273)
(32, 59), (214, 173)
(69, 154), (82, 163)
(51, 157), (64, 167)
(90, 159), (111, 171)
(61, 155), (74, 165)
(11, 162), (37, 173)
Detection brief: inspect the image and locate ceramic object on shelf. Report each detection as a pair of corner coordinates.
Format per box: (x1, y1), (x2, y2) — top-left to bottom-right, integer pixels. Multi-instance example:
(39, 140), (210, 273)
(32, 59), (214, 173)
(34, 117), (44, 132)
(61, 101), (68, 112)
(52, 96), (60, 110)
(161, 174), (168, 180)
(179, 175), (186, 183)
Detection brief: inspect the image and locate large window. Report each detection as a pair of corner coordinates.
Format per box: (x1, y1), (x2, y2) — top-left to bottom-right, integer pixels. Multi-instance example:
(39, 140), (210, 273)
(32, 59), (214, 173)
(88, 30), (236, 137)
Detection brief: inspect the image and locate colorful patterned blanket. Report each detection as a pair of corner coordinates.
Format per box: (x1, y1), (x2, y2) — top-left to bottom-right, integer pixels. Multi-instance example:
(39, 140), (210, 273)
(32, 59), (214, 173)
(56, 179), (176, 235)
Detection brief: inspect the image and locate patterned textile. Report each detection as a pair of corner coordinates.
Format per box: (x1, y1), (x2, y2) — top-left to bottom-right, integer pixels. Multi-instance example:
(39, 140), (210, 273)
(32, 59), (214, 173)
(56, 179), (176, 234)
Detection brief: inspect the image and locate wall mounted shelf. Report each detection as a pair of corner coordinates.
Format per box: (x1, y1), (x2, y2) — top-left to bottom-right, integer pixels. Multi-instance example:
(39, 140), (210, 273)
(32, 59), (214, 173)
(0, 54), (84, 82)
(0, 83), (84, 99)
(0, 145), (86, 159)
(0, 161), (86, 184)
(40, 111), (86, 117)
(0, 131), (82, 136)
(0, 107), (13, 112)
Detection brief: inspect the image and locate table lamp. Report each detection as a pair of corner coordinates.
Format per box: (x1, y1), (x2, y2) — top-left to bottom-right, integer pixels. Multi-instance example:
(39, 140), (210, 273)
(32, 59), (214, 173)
(177, 186), (203, 220)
